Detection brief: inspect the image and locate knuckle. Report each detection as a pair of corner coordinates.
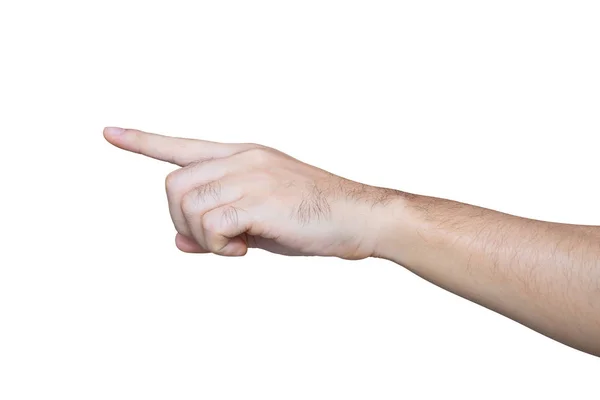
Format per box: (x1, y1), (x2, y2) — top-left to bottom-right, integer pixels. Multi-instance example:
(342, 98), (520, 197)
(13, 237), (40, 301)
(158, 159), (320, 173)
(181, 190), (198, 214)
(201, 205), (239, 234)
(165, 170), (180, 192)
(198, 181), (222, 202)
(181, 181), (222, 214)
(220, 206), (240, 228)
(201, 211), (217, 233)
(241, 142), (264, 150)
(246, 147), (272, 164)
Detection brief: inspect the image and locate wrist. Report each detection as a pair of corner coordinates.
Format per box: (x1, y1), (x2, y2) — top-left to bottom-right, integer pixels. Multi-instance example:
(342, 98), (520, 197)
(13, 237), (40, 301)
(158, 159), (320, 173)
(368, 189), (422, 264)
(332, 182), (422, 261)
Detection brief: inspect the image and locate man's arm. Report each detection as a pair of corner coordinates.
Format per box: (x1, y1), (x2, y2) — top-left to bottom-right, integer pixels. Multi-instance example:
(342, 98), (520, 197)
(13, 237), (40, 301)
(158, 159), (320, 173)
(375, 194), (600, 356)
(104, 127), (600, 357)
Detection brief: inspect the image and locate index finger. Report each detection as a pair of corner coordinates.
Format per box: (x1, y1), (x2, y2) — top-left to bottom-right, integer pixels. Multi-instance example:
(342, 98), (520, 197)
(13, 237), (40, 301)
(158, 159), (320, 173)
(103, 127), (253, 166)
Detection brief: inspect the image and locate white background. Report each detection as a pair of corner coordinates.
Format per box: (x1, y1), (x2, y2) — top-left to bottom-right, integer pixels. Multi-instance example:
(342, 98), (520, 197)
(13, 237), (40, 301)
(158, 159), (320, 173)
(1, 1), (599, 398)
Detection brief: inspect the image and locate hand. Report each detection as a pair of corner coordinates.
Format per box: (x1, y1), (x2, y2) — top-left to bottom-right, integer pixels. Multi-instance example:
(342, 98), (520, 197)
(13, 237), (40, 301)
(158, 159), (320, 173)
(104, 127), (402, 258)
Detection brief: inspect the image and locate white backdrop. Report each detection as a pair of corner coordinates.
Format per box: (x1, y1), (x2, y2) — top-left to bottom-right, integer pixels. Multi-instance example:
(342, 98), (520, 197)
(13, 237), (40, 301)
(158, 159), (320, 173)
(1, 1), (599, 399)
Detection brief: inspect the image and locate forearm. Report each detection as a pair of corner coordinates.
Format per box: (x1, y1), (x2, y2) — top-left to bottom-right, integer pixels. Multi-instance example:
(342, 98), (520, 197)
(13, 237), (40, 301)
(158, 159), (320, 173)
(374, 192), (600, 356)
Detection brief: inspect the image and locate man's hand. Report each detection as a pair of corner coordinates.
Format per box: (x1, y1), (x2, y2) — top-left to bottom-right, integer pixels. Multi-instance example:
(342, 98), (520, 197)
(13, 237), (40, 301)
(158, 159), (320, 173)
(103, 127), (399, 258)
(104, 126), (600, 357)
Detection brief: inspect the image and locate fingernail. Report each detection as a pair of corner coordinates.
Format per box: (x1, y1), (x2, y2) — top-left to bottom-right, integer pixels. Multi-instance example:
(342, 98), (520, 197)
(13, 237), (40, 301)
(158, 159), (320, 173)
(105, 127), (125, 136)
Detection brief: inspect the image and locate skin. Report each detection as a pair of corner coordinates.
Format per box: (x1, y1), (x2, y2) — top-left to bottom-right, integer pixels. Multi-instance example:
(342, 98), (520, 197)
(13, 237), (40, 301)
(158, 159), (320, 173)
(104, 126), (600, 357)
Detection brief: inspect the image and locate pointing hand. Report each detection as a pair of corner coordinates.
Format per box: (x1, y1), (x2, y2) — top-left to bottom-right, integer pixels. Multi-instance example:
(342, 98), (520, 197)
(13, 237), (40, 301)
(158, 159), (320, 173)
(104, 127), (400, 258)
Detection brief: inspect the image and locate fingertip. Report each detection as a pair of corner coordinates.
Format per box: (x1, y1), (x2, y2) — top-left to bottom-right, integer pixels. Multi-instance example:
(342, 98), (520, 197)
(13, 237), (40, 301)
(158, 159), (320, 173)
(103, 126), (125, 142)
(104, 126), (125, 137)
(103, 126), (127, 147)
